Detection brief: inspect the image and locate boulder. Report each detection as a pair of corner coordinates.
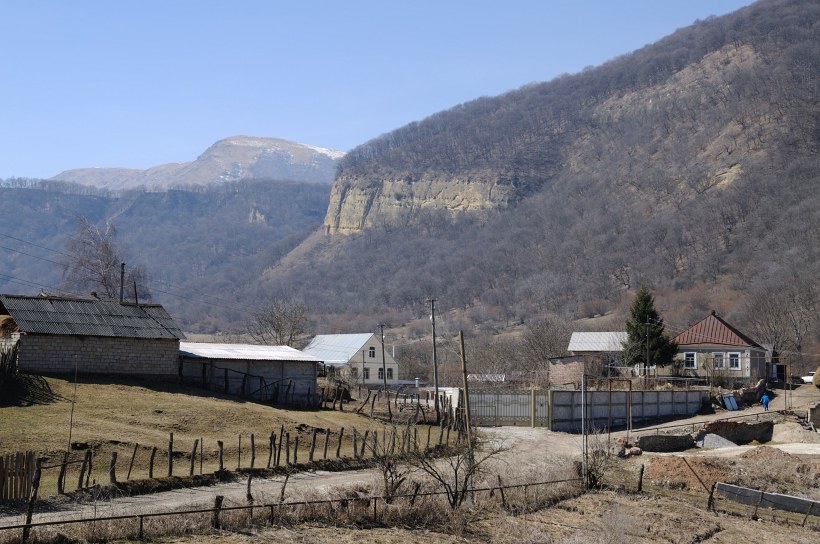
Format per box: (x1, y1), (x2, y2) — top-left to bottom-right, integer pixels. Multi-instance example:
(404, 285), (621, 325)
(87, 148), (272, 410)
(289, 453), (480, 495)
(636, 433), (695, 452)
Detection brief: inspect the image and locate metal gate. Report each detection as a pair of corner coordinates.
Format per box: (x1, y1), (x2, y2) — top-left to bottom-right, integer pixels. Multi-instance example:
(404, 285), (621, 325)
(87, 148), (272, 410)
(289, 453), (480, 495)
(469, 390), (550, 427)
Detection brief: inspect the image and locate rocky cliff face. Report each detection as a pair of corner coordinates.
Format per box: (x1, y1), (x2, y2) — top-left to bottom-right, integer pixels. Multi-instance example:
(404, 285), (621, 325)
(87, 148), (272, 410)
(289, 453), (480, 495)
(52, 136), (344, 190)
(323, 170), (517, 234)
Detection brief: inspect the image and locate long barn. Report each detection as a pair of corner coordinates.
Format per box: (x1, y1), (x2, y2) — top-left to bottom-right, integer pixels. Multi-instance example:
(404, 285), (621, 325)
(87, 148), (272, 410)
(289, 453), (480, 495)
(0, 293), (184, 377)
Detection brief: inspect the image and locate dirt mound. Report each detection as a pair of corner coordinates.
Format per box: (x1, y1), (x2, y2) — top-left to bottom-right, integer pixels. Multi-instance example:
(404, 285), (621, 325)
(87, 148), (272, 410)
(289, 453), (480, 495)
(771, 421), (820, 444)
(646, 456), (730, 493)
(738, 444), (798, 463)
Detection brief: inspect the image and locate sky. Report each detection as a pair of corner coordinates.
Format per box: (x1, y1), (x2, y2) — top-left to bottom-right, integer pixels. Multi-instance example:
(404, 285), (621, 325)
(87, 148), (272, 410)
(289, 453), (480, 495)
(0, 0), (755, 179)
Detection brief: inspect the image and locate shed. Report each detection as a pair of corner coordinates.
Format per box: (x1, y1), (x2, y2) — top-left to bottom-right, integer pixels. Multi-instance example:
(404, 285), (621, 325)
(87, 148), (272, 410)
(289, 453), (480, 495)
(0, 293), (184, 377)
(179, 342), (319, 406)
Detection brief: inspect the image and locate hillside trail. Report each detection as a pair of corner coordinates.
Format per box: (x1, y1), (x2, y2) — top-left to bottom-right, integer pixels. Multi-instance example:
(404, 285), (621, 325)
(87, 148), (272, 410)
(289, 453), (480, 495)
(1, 384), (818, 530)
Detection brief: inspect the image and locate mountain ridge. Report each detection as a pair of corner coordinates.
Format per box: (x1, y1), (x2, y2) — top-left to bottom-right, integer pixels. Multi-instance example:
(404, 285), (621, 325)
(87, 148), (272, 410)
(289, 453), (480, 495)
(51, 136), (344, 190)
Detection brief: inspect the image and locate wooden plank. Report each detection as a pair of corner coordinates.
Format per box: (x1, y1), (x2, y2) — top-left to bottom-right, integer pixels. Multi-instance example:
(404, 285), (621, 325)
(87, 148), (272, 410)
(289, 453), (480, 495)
(717, 482), (820, 515)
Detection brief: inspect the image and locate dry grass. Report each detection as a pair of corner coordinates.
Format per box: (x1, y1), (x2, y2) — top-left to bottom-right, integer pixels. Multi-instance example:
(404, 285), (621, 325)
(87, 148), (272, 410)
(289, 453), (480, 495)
(0, 374), (408, 498)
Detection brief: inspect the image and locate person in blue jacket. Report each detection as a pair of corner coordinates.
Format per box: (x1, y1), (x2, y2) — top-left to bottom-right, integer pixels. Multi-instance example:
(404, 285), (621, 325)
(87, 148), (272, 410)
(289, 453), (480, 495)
(761, 393), (770, 411)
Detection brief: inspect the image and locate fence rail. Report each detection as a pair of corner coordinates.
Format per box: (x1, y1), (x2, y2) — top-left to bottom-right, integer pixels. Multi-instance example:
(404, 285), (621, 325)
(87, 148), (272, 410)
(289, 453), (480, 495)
(0, 476), (583, 535)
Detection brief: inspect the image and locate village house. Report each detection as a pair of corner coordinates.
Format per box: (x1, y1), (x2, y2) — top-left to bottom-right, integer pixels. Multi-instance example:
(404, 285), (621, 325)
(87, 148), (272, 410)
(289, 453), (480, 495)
(0, 293), (184, 377)
(566, 331), (628, 377)
(661, 311), (767, 383)
(302, 333), (399, 387)
(178, 342), (320, 406)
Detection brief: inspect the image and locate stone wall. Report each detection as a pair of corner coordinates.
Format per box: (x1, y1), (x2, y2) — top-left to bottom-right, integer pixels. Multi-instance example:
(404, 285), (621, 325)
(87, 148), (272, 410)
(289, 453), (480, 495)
(17, 334), (179, 376)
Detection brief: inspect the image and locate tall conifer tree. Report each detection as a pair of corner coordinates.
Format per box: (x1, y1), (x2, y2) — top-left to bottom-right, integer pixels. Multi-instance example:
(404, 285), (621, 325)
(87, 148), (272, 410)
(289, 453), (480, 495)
(622, 286), (678, 377)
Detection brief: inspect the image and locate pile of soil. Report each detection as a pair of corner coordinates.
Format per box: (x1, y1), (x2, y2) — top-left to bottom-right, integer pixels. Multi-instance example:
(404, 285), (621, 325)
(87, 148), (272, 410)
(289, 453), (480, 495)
(771, 421), (820, 444)
(646, 456), (730, 493)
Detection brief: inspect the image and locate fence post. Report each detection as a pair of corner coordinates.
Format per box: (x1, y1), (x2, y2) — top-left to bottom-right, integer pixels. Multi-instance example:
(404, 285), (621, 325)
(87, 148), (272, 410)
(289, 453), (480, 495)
(77, 450), (90, 490)
(250, 433), (256, 469)
(352, 428), (359, 459)
(707, 483), (717, 512)
(57, 452), (68, 494)
(189, 439), (199, 476)
(167, 433), (174, 477)
(217, 441), (224, 472)
(238, 435), (242, 469)
(277, 425), (285, 466)
(149, 447), (157, 479)
(309, 429), (317, 462)
(21, 460), (41, 544)
(322, 428), (330, 460)
(268, 432), (275, 468)
(637, 464), (644, 492)
(336, 428), (344, 458)
(108, 451), (118, 484)
(127, 443), (139, 481)
(285, 433), (291, 465)
(212, 495), (224, 529)
(293, 437), (299, 464)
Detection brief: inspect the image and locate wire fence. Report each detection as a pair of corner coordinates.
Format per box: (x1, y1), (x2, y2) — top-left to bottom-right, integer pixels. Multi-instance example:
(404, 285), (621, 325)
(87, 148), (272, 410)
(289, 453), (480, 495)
(0, 476), (584, 542)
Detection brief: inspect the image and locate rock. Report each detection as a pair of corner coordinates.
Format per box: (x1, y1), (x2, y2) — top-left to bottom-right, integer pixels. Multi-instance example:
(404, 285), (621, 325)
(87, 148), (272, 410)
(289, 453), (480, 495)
(696, 433), (738, 449)
(610, 445), (627, 457)
(636, 433), (696, 452)
(628, 447), (642, 456)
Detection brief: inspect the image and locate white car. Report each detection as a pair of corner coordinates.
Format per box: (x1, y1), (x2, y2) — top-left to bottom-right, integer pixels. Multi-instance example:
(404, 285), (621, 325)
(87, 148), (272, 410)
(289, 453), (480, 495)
(801, 372), (815, 384)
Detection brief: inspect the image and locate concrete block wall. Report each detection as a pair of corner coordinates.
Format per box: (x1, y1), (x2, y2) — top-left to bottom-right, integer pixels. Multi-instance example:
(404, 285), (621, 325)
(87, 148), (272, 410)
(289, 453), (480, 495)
(17, 334), (179, 376)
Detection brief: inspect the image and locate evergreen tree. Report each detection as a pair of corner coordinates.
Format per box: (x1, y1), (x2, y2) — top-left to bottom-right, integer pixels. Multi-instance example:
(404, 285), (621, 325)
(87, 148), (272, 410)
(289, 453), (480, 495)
(622, 286), (678, 373)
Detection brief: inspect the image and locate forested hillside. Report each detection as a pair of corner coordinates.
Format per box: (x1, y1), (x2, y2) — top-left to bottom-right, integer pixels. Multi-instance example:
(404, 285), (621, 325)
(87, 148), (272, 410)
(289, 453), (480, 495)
(0, 179), (330, 330)
(270, 0), (819, 342)
(1, 0), (818, 363)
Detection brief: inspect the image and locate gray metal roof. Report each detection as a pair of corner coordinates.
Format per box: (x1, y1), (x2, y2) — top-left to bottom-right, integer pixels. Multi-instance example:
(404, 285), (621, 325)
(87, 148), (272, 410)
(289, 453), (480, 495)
(567, 332), (627, 353)
(302, 333), (374, 367)
(0, 294), (184, 340)
(180, 342), (319, 362)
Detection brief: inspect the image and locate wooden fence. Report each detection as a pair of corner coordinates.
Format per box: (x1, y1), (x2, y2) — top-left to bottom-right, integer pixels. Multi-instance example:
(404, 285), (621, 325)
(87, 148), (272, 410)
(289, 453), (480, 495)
(0, 451), (35, 502)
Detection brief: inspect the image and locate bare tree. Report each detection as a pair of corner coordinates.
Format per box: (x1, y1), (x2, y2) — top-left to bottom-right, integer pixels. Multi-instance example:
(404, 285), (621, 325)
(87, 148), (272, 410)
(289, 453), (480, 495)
(247, 298), (309, 347)
(407, 437), (506, 510)
(61, 216), (151, 300)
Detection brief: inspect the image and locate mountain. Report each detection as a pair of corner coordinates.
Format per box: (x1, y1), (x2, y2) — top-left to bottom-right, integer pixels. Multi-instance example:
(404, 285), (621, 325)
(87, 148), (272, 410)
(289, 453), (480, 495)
(51, 136), (344, 190)
(267, 0), (820, 336)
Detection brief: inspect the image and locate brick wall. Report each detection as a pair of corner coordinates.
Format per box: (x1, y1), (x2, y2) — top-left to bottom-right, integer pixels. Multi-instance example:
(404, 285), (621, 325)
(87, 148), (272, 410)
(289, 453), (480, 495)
(549, 360), (585, 386)
(17, 334), (179, 376)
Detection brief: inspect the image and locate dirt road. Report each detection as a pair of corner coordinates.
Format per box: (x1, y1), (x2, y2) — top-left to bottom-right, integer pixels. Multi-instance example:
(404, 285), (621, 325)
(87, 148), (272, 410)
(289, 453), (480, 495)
(2, 384), (818, 531)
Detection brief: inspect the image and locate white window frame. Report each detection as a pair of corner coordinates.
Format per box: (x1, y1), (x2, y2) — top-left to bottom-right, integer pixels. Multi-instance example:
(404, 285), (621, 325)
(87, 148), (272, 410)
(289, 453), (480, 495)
(378, 367), (384, 380)
(684, 352), (696, 369)
(712, 352), (724, 369)
(387, 368), (394, 380)
(728, 352), (741, 370)
(363, 368), (370, 380)
(368, 346), (376, 358)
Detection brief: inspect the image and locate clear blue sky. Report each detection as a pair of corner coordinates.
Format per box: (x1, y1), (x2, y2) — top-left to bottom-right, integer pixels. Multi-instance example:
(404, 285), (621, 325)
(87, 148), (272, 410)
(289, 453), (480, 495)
(0, 0), (754, 179)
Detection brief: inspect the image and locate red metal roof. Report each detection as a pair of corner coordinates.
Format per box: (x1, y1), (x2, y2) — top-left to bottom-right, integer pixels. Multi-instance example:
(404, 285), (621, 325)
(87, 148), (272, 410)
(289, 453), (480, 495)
(674, 312), (761, 348)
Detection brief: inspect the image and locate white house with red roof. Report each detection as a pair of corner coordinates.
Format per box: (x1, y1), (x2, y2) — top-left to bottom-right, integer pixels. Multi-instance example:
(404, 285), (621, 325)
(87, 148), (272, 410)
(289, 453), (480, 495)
(663, 311), (767, 380)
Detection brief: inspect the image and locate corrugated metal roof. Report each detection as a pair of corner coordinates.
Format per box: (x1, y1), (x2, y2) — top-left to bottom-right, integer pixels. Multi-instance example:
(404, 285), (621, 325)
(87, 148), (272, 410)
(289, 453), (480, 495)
(675, 312), (761, 348)
(0, 294), (184, 340)
(179, 342), (319, 362)
(567, 332), (627, 353)
(302, 333), (374, 367)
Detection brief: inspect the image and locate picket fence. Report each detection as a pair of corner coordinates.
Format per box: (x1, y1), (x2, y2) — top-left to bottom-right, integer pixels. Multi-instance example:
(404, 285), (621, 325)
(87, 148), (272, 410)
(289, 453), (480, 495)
(0, 451), (35, 502)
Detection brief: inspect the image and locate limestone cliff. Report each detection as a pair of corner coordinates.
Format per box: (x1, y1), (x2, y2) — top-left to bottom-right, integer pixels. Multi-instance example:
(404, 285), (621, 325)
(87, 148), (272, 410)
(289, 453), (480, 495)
(323, 171), (518, 234)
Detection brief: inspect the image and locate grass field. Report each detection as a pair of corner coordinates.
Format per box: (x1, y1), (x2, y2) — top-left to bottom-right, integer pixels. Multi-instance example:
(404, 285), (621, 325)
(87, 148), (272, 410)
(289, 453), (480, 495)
(0, 374), (405, 497)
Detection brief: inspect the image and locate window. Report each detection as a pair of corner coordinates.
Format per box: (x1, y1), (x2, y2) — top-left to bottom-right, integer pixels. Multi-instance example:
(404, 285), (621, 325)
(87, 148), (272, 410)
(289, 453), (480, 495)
(728, 352), (740, 369)
(684, 352), (696, 369)
(369, 346), (376, 358)
(363, 368), (370, 380)
(387, 368), (394, 380)
(378, 368), (384, 380)
(712, 352), (724, 369)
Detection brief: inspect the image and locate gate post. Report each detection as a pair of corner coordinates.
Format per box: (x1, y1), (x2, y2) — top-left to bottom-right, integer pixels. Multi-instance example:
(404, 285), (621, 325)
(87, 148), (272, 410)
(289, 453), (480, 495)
(530, 388), (536, 428)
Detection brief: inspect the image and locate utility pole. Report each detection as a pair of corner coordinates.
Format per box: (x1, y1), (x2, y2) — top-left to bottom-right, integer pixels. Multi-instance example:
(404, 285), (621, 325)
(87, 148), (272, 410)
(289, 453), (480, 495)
(429, 298), (441, 425)
(378, 324), (392, 420)
(645, 319), (649, 389)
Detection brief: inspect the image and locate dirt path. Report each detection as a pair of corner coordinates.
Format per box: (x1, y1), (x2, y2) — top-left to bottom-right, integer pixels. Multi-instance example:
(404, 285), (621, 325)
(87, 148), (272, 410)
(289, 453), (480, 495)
(2, 384), (817, 530)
